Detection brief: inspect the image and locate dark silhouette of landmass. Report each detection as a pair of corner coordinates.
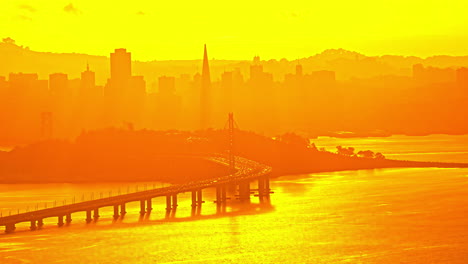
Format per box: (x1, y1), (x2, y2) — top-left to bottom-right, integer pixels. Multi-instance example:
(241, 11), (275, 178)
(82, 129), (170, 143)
(0, 129), (466, 184)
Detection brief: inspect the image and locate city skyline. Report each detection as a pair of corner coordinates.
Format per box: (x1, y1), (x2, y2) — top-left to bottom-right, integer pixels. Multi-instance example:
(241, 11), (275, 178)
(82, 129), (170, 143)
(1, 42), (468, 147)
(5, 39), (468, 84)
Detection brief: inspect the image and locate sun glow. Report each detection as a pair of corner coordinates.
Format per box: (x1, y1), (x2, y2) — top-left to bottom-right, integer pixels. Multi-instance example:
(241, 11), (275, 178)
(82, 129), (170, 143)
(2, 0), (468, 60)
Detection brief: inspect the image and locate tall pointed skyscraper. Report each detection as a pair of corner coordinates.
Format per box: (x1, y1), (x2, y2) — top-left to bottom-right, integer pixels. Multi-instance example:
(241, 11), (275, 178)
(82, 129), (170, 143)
(200, 44), (211, 129)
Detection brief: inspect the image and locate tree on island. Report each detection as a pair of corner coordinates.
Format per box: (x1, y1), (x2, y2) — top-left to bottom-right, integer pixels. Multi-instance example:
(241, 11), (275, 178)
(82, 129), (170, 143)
(375, 152), (385, 159)
(277, 132), (312, 149)
(336, 146), (355, 156)
(337, 146), (386, 159)
(357, 150), (374, 158)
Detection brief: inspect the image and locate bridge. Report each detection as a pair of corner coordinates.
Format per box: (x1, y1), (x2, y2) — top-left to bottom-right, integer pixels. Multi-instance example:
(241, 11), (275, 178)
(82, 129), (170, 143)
(0, 155), (272, 233)
(0, 113), (273, 234)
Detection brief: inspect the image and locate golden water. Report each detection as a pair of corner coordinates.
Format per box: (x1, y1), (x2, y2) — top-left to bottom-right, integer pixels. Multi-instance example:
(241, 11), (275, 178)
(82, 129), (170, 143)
(1, 135), (468, 263)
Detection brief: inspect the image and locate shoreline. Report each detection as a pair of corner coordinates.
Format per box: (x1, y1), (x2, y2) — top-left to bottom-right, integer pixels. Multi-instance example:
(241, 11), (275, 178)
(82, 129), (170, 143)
(3, 133), (468, 149)
(1, 129), (467, 185)
(1, 159), (467, 185)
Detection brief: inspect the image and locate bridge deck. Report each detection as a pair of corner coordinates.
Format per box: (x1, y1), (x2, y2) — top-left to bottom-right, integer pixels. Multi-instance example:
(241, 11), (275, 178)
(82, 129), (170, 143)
(0, 155), (272, 226)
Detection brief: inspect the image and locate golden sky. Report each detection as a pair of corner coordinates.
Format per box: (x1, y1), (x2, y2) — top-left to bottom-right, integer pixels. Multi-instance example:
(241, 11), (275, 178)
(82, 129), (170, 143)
(3, 0), (468, 60)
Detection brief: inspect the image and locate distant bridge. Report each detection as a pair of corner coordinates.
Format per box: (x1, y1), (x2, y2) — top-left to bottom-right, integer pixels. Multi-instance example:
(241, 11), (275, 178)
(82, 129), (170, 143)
(0, 155), (272, 233)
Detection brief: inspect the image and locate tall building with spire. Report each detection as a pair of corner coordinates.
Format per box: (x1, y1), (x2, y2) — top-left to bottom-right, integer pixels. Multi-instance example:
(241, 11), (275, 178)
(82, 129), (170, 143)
(200, 44), (211, 129)
(81, 63), (96, 96)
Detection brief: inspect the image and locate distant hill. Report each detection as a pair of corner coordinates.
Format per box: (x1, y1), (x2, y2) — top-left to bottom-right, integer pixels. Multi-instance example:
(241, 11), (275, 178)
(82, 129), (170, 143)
(0, 41), (242, 86)
(3, 40), (468, 86)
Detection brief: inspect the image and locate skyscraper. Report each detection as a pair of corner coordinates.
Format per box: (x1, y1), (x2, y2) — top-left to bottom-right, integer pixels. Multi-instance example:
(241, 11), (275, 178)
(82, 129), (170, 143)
(159, 76), (176, 95)
(105, 48), (145, 127)
(106, 48), (132, 98)
(49, 73), (68, 97)
(110, 48), (131, 81)
(9, 73), (39, 93)
(200, 44), (211, 129)
(155, 76), (181, 129)
(296, 64), (303, 77)
(221, 71), (233, 113)
(81, 64), (96, 96)
(79, 64), (99, 131)
(250, 56), (264, 81)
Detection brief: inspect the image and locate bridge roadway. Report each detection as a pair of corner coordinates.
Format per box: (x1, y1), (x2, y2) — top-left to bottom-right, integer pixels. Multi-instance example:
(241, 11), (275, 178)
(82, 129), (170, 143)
(0, 155), (272, 233)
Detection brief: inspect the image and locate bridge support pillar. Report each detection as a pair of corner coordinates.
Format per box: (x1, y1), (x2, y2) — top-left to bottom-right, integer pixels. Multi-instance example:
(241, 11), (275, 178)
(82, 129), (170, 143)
(146, 199), (152, 213)
(140, 200), (146, 215)
(37, 219), (44, 229)
(258, 177), (265, 200)
(216, 186), (227, 213)
(258, 176), (271, 201)
(66, 213), (72, 224)
(5, 224), (15, 234)
(172, 195), (178, 209)
(239, 182), (251, 202)
(197, 190), (204, 206)
(216, 186), (221, 206)
(30, 220), (37, 231)
(93, 208), (100, 220)
(121, 203), (126, 215)
(86, 210), (92, 223)
(113, 205), (119, 219)
(221, 186), (227, 205)
(221, 185), (227, 206)
(58, 216), (64, 227)
(166, 195), (171, 211)
(191, 191), (197, 208)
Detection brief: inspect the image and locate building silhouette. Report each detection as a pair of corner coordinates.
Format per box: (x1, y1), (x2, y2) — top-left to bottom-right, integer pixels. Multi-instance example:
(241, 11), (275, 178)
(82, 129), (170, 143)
(296, 64), (303, 77)
(49, 73), (68, 97)
(80, 64), (96, 96)
(154, 76), (181, 129)
(105, 49), (146, 127)
(111, 48), (131, 81)
(106, 49), (132, 98)
(247, 56), (276, 133)
(200, 44), (211, 129)
(78, 64), (103, 130)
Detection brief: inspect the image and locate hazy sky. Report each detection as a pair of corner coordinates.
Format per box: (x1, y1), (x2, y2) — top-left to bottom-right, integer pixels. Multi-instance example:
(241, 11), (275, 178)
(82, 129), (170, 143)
(3, 0), (468, 60)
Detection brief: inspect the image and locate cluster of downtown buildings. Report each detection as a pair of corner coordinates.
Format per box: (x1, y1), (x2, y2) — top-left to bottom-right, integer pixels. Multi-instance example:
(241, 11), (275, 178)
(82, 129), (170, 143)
(1, 46), (468, 145)
(0, 46), (337, 145)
